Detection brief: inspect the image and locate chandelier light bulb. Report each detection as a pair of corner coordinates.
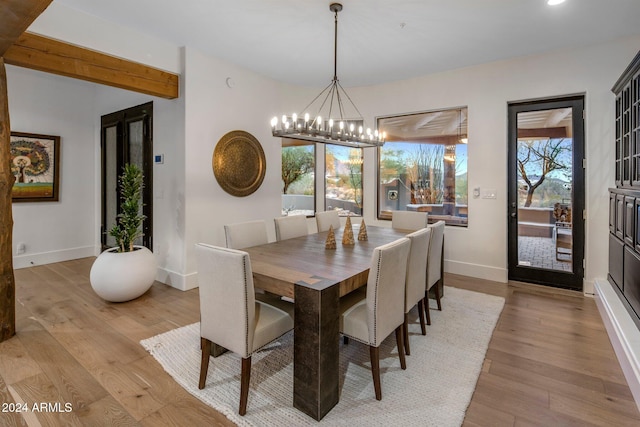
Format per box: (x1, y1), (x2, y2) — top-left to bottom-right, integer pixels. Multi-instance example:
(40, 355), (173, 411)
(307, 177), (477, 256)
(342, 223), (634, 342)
(271, 117), (278, 128)
(349, 123), (355, 133)
(329, 118), (334, 129)
(316, 116), (322, 130)
(304, 113), (310, 122)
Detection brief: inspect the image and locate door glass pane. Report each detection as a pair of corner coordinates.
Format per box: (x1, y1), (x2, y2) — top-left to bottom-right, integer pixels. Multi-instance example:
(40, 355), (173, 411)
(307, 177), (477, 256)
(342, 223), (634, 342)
(105, 126), (118, 247)
(516, 108), (573, 272)
(128, 120), (144, 246)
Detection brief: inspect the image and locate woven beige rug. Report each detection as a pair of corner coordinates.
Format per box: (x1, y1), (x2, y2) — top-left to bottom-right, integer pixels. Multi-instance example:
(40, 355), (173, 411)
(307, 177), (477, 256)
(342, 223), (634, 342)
(141, 286), (504, 426)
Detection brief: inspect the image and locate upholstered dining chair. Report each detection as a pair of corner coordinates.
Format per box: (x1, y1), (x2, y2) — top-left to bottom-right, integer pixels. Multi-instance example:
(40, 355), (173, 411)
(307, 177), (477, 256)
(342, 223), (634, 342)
(195, 243), (294, 416)
(315, 210), (341, 233)
(391, 210), (428, 231)
(425, 220), (445, 325)
(339, 237), (411, 400)
(274, 214), (308, 241)
(224, 219), (269, 249)
(404, 227), (431, 355)
(224, 219), (289, 304)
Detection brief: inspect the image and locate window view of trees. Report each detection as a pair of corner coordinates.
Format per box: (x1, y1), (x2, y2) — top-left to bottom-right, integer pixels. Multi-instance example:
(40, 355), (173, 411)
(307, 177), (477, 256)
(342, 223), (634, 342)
(281, 142), (315, 216)
(517, 138), (572, 207)
(325, 145), (363, 216)
(377, 108), (468, 226)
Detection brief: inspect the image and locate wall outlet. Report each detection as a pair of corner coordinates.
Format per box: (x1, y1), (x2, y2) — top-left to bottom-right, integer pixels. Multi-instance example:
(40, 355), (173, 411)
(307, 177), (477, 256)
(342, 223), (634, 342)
(16, 242), (26, 254)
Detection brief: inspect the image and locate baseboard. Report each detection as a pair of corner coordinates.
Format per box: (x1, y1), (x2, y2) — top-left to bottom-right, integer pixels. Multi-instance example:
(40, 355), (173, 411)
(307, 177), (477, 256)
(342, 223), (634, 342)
(445, 259), (508, 283)
(12, 246), (96, 269)
(156, 267), (198, 291)
(594, 279), (640, 412)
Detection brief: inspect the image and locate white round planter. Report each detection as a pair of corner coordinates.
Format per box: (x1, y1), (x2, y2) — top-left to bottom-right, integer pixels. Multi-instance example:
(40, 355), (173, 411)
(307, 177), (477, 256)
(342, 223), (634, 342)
(90, 245), (157, 302)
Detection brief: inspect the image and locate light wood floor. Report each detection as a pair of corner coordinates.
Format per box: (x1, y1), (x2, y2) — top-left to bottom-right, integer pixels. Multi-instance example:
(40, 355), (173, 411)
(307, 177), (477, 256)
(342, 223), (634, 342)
(0, 258), (638, 426)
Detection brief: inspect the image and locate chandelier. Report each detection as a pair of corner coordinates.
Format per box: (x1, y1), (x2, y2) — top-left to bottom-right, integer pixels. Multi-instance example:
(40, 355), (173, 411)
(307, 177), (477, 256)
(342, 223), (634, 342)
(270, 3), (385, 148)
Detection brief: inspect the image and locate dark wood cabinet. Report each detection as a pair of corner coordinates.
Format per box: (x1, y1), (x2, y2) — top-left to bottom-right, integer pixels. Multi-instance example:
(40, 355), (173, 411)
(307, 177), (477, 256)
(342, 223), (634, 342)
(613, 51), (640, 187)
(609, 51), (640, 324)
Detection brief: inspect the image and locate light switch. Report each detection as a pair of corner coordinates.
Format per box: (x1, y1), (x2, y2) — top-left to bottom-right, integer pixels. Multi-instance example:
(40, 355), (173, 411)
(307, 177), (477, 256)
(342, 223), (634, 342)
(482, 188), (497, 199)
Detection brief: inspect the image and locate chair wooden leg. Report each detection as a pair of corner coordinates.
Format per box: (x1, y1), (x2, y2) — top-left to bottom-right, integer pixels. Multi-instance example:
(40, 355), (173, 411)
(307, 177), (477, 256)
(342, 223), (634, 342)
(403, 313), (410, 356)
(239, 356), (252, 416)
(435, 281), (442, 311)
(424, 291), (431, 325)
(417, 299), (427, 335)
(369, 346), (382, 401)
(198, 338), (212, 389)
(395, 325), (407, 370)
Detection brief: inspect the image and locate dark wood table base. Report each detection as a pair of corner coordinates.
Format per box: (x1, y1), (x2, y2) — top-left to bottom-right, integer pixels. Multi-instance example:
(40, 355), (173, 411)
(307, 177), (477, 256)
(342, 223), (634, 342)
(293, 277), (340, 420)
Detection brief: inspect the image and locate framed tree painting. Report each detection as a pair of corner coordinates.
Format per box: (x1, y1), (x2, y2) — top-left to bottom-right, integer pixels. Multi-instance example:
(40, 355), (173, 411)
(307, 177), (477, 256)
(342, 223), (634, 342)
(10, 132), (60, 202)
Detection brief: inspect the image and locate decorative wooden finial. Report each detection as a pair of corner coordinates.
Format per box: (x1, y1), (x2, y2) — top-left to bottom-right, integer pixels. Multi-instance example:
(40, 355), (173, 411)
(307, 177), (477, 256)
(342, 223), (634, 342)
(358, 219), (368, 241)
(325, 225), (337, 249)
(342, 216), (355, 245)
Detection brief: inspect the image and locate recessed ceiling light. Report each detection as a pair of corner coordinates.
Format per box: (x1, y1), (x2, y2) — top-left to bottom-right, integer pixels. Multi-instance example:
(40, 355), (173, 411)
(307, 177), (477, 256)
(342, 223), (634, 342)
(547, 0), (566, 5)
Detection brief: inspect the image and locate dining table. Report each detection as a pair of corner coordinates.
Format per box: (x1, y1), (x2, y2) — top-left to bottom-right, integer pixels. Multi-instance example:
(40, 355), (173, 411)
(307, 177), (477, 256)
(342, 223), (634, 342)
(243, 224), (410, 421)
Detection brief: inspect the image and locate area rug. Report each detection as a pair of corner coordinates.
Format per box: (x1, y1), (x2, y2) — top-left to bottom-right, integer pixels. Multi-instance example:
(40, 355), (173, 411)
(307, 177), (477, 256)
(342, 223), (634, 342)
(141, 286), (504, 426)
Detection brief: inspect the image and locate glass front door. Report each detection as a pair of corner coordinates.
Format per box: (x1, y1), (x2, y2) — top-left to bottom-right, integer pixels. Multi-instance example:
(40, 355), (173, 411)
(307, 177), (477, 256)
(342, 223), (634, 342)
(507, 96), (584, 290)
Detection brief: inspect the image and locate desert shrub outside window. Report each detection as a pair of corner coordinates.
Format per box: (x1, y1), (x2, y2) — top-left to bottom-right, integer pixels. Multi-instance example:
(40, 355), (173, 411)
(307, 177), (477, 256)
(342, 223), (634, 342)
(377, 107), (468, 226)
(281, 140), (315, 216)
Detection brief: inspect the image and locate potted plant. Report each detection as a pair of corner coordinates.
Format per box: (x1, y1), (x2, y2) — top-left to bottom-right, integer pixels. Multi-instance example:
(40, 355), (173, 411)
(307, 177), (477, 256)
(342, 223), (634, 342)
(90, 164), (156, 302)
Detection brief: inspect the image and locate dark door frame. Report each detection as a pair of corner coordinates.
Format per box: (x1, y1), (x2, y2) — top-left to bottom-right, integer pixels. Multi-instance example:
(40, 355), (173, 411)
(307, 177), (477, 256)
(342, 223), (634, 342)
(100, 102), (153, 251)
(507, 95), (585, 290)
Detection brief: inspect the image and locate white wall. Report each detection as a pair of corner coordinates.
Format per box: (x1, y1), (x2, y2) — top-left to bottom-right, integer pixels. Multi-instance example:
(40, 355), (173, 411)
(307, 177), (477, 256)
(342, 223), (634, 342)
(7, 66), (97, 268)
(181, 47), (283, 289)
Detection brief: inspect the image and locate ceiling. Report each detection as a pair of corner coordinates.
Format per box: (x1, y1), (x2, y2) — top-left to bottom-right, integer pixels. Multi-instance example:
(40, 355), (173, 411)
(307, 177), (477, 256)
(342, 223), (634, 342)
(51, 0), (640, 88)
(380, 108), (468, 140)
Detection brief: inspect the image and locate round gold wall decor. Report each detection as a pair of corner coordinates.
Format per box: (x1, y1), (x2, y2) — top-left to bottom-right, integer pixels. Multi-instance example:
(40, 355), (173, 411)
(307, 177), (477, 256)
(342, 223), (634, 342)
(212, 130), (266, 197)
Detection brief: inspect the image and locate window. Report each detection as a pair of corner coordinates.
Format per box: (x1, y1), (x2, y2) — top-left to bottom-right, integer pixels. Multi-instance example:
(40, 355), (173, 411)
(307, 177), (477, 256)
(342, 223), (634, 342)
(325, 144), (363, 217)
(281, 140), (315, 216)
(377, 107), (468, 226)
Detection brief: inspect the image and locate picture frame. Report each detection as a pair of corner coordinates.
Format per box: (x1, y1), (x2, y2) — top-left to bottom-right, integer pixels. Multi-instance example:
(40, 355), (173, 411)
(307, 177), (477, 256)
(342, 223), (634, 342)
(10, 132), (60, 202)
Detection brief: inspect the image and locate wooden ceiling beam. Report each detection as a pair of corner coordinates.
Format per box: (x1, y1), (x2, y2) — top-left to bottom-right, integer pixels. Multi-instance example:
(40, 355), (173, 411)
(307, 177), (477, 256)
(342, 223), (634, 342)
(518, 127), (567, 139)
(4, 32), (179, 99)
(0, 0), (52, 55)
